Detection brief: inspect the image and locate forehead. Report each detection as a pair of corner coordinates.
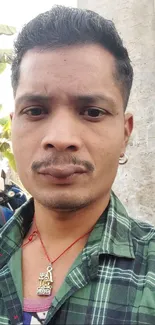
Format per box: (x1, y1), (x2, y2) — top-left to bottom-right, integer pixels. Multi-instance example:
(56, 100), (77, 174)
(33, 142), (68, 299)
(15, 44), (123, 106)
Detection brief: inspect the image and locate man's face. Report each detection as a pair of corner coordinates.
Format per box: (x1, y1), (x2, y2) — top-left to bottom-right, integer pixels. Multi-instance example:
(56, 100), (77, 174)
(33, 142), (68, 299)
(11, 44), (133, 210)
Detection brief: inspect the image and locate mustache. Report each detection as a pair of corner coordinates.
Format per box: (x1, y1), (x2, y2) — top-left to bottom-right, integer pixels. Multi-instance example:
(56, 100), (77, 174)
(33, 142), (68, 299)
(31, 154), (94, 173)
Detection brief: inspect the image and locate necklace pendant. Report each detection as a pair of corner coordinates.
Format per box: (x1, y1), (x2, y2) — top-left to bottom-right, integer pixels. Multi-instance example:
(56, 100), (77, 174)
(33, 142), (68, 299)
(37, 265), (53, 296)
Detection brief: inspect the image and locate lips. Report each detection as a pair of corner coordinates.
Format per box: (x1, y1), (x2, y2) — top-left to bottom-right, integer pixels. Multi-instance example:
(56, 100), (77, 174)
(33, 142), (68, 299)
(38, 165), (87, 178)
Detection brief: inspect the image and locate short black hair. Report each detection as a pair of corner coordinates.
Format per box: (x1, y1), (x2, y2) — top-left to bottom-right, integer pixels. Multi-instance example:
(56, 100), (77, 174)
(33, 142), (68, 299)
(11, 5), (133, 109)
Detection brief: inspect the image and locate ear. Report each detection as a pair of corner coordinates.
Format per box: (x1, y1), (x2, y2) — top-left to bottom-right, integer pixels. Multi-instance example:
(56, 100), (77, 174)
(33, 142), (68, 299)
(121, 113), (133, 154)
(10, 112), (14, 120)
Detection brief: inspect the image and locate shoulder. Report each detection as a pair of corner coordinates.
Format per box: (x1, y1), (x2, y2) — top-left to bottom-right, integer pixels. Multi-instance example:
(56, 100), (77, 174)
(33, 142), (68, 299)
(130, 217), (155, 242)
(111, 192), (155, 243)
(0, 206), (14, 227)
(110, 192), (155, 257)
(129, 217), (155, 260)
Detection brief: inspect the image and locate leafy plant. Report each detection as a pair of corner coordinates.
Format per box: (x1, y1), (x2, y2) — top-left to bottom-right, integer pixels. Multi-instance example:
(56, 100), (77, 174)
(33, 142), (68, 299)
(0, 24), (16, 170)
(0, 24), (16, 36)
(0, 115), (16, 171)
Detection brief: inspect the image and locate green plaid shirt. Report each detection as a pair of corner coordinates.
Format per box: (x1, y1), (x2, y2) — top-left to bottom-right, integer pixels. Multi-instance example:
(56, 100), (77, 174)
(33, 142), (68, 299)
(0, 191), (155, 325)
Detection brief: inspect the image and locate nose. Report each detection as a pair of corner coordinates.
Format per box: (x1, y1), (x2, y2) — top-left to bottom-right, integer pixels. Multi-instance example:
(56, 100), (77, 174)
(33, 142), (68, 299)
(41, 110), (82, 152)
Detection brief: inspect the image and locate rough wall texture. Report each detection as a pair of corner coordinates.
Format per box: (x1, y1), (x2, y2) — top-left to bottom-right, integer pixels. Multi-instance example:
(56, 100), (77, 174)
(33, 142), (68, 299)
(78, 0), (155, 223)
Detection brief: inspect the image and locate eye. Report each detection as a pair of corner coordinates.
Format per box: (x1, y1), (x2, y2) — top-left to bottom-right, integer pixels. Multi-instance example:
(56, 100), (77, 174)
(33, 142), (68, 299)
(81, 107), (108, 119)
(23, 107), (47, 118)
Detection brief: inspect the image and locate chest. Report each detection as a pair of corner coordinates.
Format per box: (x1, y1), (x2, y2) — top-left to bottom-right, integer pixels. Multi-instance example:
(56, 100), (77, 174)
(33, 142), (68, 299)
(2, 256), (155, 325)
(45, 261), (155, 325)
(22, 244), (82, 299)
(44, 253), (155, 325)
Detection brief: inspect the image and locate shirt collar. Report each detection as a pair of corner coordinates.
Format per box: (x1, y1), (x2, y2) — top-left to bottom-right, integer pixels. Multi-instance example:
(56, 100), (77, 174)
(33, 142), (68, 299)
(82, 191), (135, 262)
(0, 198), (34, 267)
(0, 191), (135, 269)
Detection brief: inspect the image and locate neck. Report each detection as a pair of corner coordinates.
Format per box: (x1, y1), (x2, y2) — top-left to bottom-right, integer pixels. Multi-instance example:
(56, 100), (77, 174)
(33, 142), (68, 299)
(33, 192), (110, 242)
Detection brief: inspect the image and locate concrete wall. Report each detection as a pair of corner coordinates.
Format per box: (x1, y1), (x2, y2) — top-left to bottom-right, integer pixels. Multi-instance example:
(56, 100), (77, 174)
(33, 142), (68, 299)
(78, 0), (155, 223)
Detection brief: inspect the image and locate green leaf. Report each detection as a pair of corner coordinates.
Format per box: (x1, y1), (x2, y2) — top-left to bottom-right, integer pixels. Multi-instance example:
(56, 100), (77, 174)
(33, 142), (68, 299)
(0, 49), (13, 64)
(2, 130), (10, 139)
(0, 49), (12, 56)
(0, 62), (6, 74)
(3, 118), (11, 133)
(0, 24), (16, 35)
(2, 150), (16, 171)
(0, 141), (10, 152)
(0, 117), (11, 139)
(0, 104), (2, 111)
(0, 116), (10, 126)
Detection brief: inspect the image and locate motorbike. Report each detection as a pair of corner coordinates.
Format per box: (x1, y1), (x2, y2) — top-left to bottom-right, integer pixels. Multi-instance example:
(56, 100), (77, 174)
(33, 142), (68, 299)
(0, 169), (27, 225)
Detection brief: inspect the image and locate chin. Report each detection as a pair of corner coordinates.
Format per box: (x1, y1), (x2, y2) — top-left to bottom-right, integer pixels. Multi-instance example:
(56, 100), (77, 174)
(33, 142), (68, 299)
(35, 193), (92, 212)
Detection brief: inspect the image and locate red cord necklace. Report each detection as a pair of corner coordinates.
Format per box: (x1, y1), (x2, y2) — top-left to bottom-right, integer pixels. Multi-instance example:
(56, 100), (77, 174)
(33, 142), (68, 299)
(22, 215), (92, 296)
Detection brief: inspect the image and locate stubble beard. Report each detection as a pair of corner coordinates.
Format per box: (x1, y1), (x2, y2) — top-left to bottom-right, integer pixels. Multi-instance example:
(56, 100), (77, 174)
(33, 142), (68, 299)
(36, 192), (92, 212)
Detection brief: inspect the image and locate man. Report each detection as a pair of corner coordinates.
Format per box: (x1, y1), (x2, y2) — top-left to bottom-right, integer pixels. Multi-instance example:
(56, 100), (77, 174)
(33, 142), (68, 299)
(0, 5), (154, 325)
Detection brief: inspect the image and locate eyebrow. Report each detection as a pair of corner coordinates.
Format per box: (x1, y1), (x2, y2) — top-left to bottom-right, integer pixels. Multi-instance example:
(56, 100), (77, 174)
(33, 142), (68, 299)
(73, 94), (115, 106)
(15, 94), (50, 107)
(15, 93), (116, 108)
